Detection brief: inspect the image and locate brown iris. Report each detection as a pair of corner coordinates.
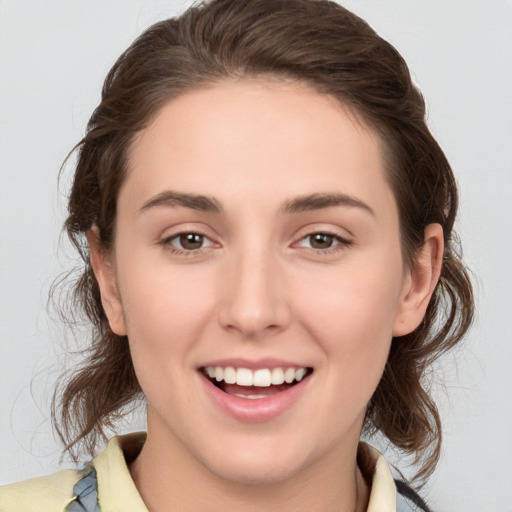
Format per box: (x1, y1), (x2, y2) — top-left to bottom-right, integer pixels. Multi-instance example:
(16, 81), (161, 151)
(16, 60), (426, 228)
(309, 233), (335, 249)
(179, 233), (204, 250)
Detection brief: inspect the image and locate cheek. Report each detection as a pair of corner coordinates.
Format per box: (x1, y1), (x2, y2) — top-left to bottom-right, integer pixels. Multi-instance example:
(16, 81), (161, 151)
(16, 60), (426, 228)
(117, 269), (217, 422)
(299, 265), (401, 337)
(116, 260), (215, 370)
(294, 260), (404, 382)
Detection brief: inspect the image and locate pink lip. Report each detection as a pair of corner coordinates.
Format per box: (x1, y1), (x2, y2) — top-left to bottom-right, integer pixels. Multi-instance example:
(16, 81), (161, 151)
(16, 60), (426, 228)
(198, 370), (312, 423)
(199, 357), (308, 370)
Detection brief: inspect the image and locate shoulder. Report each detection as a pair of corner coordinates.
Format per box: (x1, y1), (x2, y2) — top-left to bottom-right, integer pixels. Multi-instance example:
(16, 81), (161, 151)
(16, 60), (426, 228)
(0, 469), (83, 512)
(0, 433), (148, 512)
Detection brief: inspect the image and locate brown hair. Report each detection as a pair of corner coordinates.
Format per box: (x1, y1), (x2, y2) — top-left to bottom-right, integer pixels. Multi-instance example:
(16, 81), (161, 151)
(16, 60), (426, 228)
(53, 0), (473, 483)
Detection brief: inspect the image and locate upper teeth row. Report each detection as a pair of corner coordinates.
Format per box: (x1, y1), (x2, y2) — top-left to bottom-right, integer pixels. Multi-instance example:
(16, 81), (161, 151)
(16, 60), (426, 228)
(204, 367), (308, 387)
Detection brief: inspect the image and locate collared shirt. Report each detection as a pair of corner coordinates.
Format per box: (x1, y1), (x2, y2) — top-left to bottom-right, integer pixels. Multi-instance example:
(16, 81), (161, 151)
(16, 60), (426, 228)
(0, 433), (423, 511)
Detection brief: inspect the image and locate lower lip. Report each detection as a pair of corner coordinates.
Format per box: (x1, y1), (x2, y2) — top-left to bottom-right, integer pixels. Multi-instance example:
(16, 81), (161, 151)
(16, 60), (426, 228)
(199, 372), (311, 423)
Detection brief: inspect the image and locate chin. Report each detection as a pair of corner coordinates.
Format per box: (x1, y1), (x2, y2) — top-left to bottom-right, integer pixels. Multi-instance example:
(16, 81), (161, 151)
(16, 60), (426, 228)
(198, 441), (310, 486)
(210, 460), (301, 486)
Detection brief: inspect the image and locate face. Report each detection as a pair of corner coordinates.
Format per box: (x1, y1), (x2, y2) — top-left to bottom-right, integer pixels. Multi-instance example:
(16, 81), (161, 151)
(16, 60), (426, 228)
(93, 78), (435, 485)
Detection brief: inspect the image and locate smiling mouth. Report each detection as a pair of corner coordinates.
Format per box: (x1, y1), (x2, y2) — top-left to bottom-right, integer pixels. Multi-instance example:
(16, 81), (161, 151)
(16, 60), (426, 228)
(200, 366), (314, 399)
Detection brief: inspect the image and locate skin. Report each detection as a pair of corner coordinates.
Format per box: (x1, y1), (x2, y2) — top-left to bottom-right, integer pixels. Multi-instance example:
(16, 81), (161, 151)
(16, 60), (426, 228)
(89, 78), (443, 512)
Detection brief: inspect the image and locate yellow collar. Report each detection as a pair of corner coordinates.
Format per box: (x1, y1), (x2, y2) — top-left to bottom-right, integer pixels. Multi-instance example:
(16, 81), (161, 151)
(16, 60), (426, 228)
(92, 433), (397, 512)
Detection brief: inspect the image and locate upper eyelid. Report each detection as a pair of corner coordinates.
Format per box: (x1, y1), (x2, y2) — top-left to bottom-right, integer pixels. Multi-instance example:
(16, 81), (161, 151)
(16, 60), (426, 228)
(294, 232), (351, 248)
(163, 231), (216, 245)
(299, 231), (345, 241)
(163, 229), (210, 239)
(160, 232), (218, 256)
(292, 225), (353, 242)
(159, 224), (217, 241)
(157, 225), (352, 246)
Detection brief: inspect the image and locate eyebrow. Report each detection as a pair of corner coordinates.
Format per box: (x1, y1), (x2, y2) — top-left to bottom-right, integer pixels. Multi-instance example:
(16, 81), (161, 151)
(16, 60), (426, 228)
(140, 191), (222, 213)
(139, 190), (374, 216)
(282, 193), (375, 216)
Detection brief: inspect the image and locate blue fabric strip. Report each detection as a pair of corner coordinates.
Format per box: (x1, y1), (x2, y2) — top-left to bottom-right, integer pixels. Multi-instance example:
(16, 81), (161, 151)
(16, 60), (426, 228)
(65, 467), (100, 512)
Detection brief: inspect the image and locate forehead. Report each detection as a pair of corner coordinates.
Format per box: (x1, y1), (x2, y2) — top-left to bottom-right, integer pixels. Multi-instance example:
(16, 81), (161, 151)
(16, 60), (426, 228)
(123, 78), (394, 216)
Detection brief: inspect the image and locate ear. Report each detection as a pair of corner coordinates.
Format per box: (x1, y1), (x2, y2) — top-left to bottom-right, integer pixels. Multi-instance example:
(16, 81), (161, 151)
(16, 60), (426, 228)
(87, 227), (127, 336)
(392, 223), (444, 337)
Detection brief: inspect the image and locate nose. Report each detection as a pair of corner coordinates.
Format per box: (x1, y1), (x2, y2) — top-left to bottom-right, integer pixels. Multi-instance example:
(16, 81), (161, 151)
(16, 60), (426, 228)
(217, 246), (291, 339)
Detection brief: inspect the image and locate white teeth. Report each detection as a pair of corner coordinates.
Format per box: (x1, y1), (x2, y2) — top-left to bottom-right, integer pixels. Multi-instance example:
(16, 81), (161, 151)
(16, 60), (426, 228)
(234, 394), (270, 399)
(284, 368), (296, 384)
(204, 366), (309, 387)
(236, 368), (253, 386)
(295, 368), (307, 382)
(271, 367), (285, 385)
(224, 366), (236, 384)
(253, 369), (271, 387)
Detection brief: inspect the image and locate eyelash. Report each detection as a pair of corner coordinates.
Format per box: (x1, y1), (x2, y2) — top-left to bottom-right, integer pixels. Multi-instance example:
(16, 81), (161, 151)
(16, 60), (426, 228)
(296, 230), (352, 255)
(160, 232), (215, 257)
(159, 230), (352, 256)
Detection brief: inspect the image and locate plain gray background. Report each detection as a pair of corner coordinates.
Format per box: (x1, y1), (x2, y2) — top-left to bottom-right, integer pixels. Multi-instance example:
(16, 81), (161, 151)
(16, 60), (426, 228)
(1, 1), (511, 510)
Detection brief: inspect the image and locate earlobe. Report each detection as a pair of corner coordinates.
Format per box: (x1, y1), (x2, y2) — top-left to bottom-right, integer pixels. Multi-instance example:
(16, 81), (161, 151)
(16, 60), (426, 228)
(392, 223), (444, 337)
(86, 228), (127, 336)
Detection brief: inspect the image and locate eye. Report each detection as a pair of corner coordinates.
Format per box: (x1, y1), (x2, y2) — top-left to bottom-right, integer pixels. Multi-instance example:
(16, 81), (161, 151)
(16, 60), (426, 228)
(163, 232), (215, 252)
(295, 231), (351, 253)
(303, 233), (337, 249)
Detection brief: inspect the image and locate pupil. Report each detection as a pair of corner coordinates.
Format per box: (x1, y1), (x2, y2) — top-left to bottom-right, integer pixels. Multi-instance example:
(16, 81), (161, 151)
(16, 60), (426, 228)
(311, 234), (333, 249)
(180, 233), (203, 250)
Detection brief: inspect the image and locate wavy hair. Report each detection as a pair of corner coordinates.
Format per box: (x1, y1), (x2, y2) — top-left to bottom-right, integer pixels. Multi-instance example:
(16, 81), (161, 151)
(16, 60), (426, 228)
(52, 0), (473, 483)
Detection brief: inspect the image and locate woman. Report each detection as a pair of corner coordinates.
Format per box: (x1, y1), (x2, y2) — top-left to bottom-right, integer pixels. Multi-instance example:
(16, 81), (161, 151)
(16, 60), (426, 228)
(0, 0), (473, 511)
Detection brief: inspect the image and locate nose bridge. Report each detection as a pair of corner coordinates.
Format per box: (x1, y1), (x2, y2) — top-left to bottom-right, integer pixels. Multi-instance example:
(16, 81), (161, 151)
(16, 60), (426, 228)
(218, 237), (289, 337)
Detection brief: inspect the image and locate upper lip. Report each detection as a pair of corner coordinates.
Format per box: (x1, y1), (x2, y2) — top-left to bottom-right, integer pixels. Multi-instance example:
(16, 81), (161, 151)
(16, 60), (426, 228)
(199, 357), (311, 370)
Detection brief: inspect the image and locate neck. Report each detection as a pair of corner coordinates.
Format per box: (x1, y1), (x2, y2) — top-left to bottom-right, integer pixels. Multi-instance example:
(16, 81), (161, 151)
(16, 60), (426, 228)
(129, 420), (369, 512)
